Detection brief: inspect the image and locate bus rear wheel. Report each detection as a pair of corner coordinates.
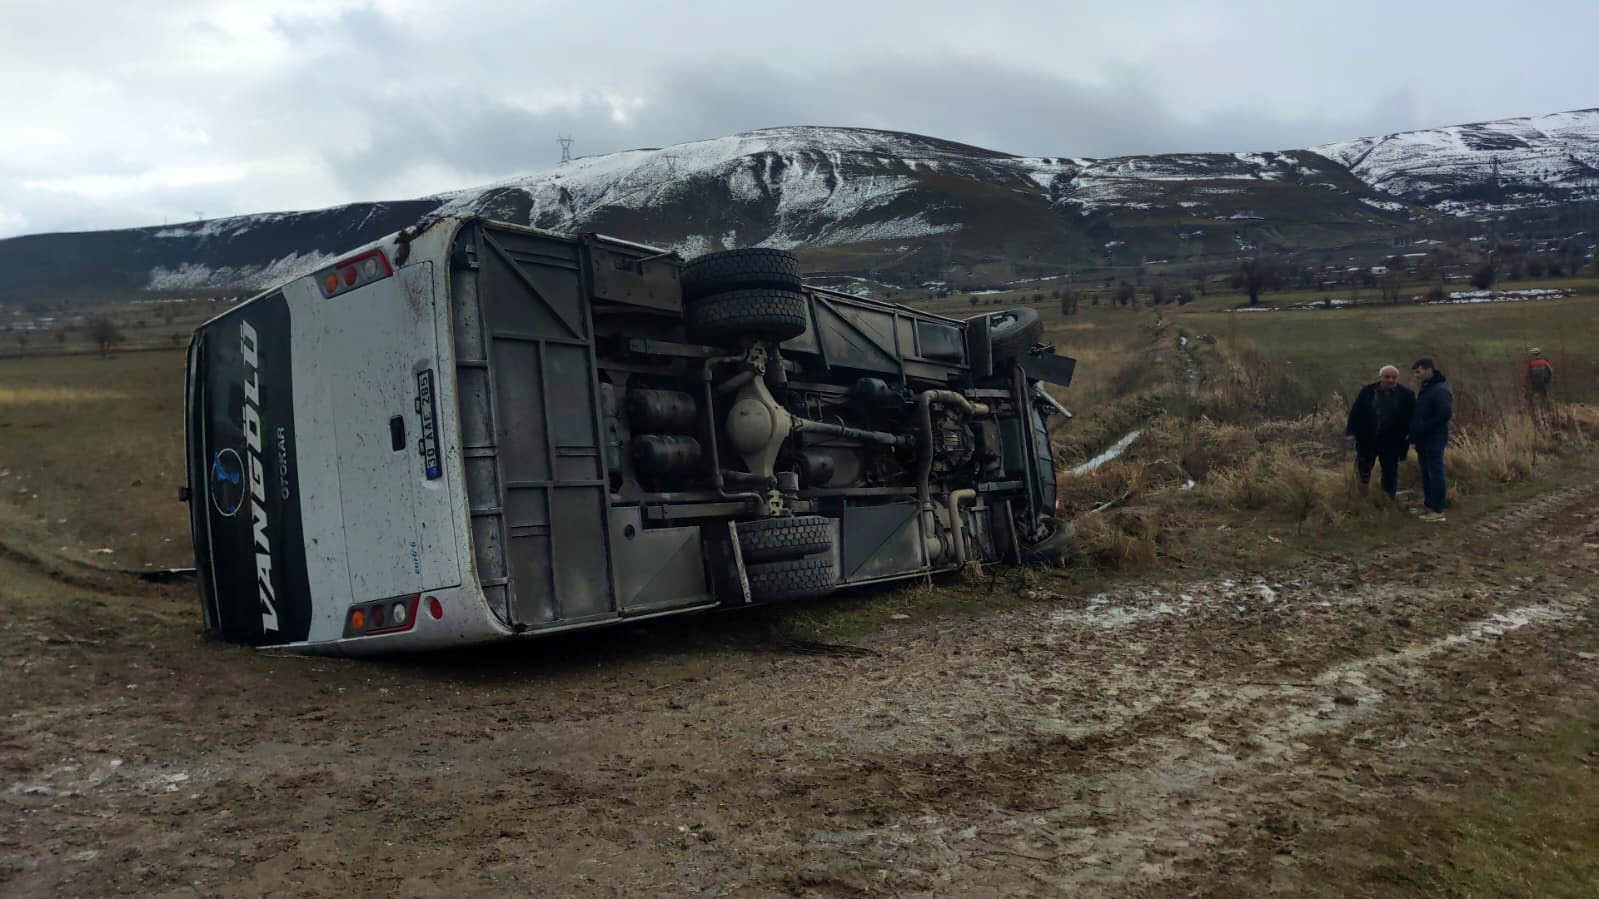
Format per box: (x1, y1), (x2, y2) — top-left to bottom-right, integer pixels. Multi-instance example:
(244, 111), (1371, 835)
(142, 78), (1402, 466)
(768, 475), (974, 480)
(737, 515), (835, 563)
(682, 248), (803, 299)
(685, 288), (808, 346)
(746, 557), (838, 602)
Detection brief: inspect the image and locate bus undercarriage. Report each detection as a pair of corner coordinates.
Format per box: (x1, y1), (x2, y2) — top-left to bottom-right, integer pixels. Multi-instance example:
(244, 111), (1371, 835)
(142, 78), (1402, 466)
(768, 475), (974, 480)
(186, 216), (1076, 651)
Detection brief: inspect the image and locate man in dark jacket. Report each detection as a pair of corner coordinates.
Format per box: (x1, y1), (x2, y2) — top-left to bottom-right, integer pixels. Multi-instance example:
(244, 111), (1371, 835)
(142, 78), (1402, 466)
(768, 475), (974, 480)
(1409, 357), (1453, 521)
(1344, 365), (1415, 498)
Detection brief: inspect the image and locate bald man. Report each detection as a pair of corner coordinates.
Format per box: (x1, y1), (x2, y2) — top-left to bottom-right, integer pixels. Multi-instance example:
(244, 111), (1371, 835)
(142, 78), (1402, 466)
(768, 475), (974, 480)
(1344, 365), (1416, 498)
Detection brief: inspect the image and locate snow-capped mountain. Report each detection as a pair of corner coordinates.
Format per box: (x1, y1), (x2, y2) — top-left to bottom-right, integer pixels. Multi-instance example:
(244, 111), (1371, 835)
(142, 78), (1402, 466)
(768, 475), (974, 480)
(2, 109), (1596, 304)
(1315, 109), (1599, 215)
(431, 127), (1016, 252)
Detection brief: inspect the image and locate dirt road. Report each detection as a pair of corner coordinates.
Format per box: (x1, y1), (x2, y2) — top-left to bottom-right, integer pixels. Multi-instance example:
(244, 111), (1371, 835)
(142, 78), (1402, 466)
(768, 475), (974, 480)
(3, 483), (1597, 897)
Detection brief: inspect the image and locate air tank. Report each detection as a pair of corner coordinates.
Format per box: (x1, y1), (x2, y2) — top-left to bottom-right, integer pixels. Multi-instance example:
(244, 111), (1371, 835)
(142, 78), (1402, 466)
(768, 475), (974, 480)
(627, 389), (698, 434)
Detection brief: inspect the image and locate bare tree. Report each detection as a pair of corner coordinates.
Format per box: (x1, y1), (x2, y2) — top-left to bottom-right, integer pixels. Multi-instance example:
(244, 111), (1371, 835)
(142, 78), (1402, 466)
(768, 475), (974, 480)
(1379, 271), (1403, 304)
(1470, 262), (1495, 291)
(1234, 259), (1276, 306)
(86, 316), (124, 357)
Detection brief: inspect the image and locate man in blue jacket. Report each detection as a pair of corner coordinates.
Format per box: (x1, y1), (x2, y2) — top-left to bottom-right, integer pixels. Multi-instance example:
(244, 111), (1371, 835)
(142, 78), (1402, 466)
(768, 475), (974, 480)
(1409, 357), (1453, 521)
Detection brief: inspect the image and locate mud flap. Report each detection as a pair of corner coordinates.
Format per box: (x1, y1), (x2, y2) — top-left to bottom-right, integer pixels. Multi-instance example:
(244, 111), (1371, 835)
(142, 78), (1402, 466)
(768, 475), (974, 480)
(705, 520), (753, 606)
(1019, 350), (1076, 388)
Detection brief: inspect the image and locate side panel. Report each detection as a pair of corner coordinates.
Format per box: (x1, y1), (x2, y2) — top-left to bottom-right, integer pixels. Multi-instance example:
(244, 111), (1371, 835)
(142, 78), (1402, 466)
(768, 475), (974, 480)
(607, 507), (711, 613)
(584, 238), (682, 311)
(837, 501), (928, 583)
(458, 224), (616, 627)
(197, 293), (313, 645)
(788, 292), (968, 385)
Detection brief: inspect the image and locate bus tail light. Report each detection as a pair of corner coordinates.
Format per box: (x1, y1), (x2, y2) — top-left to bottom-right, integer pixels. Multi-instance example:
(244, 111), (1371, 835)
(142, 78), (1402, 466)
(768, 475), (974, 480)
(316, 249), (394, 299)
(343, 594), (420, 638)
(427, 596), (443, 620)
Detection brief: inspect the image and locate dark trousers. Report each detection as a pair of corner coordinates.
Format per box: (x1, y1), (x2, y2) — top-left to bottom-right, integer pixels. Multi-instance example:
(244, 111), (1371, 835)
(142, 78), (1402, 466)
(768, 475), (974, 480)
(1415, 435), (1448, 512)
(1356, 443), (1402, 497)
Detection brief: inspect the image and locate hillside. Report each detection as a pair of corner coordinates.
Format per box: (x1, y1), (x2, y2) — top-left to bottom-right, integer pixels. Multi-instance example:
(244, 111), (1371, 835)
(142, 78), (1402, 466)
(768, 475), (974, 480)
(1315, 109), (1599, 215)
(2, 108), (1597, 306)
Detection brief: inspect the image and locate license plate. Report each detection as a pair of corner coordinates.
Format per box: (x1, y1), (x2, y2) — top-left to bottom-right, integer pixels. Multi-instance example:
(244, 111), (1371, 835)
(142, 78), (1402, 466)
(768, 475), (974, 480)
(415, 369), (441, 480)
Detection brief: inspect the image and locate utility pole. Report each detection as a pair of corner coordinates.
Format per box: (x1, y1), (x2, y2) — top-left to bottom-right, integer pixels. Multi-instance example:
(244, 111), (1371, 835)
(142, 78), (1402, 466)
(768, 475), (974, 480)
(557, 135), (574, 164)
(1488, 154), (1502, 257)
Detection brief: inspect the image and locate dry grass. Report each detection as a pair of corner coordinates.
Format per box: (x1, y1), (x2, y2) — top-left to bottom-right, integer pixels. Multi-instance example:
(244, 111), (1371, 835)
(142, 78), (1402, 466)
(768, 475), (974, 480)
(0, 350), (189, 570)
(0, 386), (131, 406)
(1057, 375), (1599, 574)
(1070, 507), (1165, 569)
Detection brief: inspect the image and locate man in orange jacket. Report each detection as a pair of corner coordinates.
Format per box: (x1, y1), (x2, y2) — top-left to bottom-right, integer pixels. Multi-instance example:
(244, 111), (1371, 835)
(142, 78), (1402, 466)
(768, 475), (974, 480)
(1525, 348), (1554, 418)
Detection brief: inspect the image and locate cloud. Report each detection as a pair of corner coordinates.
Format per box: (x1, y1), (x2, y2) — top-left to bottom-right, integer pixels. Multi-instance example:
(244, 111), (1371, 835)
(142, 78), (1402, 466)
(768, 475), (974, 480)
(1, 0), (1595, 239)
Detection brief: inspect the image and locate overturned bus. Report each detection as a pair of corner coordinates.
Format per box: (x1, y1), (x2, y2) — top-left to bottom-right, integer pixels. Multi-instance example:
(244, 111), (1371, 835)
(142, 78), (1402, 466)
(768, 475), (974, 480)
(184, 216), (1076, 653)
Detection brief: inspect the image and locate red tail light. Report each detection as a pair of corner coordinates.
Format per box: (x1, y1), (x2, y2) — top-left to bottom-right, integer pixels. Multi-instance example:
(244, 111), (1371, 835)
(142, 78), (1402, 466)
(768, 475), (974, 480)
(342, 593), (420, 638)
(316, 249), (394, 299)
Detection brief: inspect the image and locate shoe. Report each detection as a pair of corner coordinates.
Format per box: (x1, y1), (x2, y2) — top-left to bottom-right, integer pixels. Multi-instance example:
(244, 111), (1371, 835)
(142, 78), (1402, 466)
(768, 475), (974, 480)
(1419, 511), (1446, 522)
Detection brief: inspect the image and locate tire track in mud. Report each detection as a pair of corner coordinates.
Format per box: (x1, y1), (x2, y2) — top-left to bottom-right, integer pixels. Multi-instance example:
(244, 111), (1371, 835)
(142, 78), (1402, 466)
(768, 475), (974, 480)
(747, 586), (1596, 894)
(731, 482), (1599, 894)
(0, 536), (130, 594)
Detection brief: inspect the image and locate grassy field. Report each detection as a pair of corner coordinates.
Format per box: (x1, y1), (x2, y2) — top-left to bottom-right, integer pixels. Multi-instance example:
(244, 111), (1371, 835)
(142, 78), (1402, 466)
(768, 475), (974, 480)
(1178, 275), (1599, 310)
(1179, 294), (1599, 414)
(0, 296), (228, 359)
(0, 350), (190, 571)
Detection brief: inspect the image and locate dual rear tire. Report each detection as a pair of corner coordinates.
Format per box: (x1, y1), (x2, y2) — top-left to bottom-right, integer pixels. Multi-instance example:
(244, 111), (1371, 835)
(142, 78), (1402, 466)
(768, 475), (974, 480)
(686, 256), (832, 601)
(735, 515), (838, 602)
(681, 249), (808, 346)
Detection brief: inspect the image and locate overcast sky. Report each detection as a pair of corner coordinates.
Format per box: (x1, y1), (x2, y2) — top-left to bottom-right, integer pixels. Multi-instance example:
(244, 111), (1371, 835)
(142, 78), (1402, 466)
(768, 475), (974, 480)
(1, 0), (1594, 238)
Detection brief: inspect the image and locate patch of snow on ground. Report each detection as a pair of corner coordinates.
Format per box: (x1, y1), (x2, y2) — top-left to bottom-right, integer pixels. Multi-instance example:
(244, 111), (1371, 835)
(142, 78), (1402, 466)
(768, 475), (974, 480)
(146, 250), (335, 291)
(810, 215), (961, 248)
(1431, 288), (1573, 305)
(1072, 430), (1141, 475)
(672, 234), (712, 259)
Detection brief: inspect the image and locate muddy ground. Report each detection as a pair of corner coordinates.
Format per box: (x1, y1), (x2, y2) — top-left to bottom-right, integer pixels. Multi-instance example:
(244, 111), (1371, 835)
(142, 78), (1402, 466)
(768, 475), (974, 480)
(3, 482), (1598, 897)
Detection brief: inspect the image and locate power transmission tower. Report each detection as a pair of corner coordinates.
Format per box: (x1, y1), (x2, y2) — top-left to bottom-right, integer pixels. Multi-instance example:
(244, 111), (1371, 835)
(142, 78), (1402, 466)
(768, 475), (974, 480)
(557, 135), (574, 164)
(661, 152), (679, 175)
